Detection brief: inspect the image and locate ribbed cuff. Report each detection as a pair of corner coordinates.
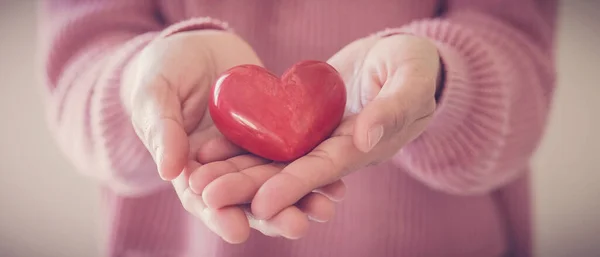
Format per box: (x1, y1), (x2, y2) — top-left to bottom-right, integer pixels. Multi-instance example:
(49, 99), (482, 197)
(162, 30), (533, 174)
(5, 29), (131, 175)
(381, 20), (511, 195)
(92, 32), (163, 196)
(93, 18), (231, 196)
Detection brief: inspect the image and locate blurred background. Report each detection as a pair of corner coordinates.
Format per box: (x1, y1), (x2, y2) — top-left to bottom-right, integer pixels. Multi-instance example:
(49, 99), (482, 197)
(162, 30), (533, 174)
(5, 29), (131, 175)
(0, 1), (598, 257)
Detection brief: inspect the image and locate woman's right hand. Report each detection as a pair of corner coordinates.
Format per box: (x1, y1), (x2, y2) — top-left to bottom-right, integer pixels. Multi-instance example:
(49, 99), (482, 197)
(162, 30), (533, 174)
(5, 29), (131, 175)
(123, 30), (258, 181)
(122, 30), (340, 243)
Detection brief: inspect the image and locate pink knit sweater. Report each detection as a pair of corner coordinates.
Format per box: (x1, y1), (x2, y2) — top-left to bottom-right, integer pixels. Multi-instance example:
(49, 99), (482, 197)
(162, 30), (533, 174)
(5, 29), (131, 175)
(39, 1), (558, 256)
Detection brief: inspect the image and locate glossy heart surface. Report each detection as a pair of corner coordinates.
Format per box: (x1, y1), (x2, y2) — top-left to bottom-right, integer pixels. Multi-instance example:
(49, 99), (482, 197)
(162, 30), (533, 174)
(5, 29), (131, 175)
(209, 60), (346, 162)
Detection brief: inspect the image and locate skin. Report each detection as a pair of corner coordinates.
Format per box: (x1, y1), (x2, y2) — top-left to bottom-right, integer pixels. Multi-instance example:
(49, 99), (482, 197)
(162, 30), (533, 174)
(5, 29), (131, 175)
(125, 30), (439, 243)
(123, 30), (345, 243)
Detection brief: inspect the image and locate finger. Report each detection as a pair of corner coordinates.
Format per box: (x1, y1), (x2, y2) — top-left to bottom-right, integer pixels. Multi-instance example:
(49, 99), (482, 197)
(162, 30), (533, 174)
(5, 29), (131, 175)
(297, 193), (336, 223)
(204, 166), (344, 210)
(131, 79), (188, 181)
(313, 180), (346, 202)
(248, 205), (310, 239)
(252, 137), (366, 220)
(189, 155), (268, 195)
(202, 154), (346, 209)
(172, 161), (251, 243)
(202, 162), (283, 209)
(205, 207), (252, 244)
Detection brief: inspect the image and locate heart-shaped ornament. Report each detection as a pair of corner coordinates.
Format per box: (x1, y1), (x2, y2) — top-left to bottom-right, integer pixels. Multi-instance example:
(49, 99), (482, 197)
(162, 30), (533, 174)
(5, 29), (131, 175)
(209, 60), (347, 162)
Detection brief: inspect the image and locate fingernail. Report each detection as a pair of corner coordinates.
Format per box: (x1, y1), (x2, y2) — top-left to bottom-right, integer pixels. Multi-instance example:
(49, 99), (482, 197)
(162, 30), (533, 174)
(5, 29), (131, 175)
(367, 125), (384, 151)
(154, 146), (167, 180)
(308, 215), (327, 223)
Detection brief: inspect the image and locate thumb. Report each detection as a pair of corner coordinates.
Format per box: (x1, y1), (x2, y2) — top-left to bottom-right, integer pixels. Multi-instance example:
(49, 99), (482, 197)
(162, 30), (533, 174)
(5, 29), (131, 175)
(352, 35), (441, 153)
(353, 93), (406, 153)
(130, 80), (189, 181)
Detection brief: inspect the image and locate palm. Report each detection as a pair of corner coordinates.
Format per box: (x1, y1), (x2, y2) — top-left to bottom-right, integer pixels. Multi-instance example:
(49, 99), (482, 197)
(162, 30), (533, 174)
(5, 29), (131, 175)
(147, 31), (258, 169)
(128, 31), (280, 242)
(181, 88), (243, 165)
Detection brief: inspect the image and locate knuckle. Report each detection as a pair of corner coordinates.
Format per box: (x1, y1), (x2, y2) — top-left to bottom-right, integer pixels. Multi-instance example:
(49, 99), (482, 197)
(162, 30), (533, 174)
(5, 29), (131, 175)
(281, 170), (312, 194)
(390, 108), (408, 131)
(308, 148), (350, 178)
(309, 149), (340, 173)
(366, 160), (382, 167)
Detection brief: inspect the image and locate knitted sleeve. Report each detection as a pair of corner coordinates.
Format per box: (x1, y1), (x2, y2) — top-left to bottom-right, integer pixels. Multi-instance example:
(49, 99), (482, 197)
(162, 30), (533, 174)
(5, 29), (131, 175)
(386, 0), (558, 194)
(39, 1), (228, 196)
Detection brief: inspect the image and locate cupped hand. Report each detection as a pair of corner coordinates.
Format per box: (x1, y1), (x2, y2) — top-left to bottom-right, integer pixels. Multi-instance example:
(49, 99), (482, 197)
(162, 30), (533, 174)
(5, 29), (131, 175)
(123, 30), (259, 180)
(124, 30), (338, 243)
(201, 34), (441, 229)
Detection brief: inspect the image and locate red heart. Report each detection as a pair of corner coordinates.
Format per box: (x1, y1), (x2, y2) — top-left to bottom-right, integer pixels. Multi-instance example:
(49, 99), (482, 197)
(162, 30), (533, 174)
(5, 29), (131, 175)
(209, 60), (347, 162)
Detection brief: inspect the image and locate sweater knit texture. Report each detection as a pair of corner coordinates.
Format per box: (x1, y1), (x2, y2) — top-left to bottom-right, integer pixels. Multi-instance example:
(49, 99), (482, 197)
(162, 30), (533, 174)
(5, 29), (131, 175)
(39, 0), (558, 256)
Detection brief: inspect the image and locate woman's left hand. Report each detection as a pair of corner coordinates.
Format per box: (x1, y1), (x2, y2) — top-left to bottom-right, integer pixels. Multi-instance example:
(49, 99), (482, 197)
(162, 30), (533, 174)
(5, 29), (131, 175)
(198, 33), (441, 233)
